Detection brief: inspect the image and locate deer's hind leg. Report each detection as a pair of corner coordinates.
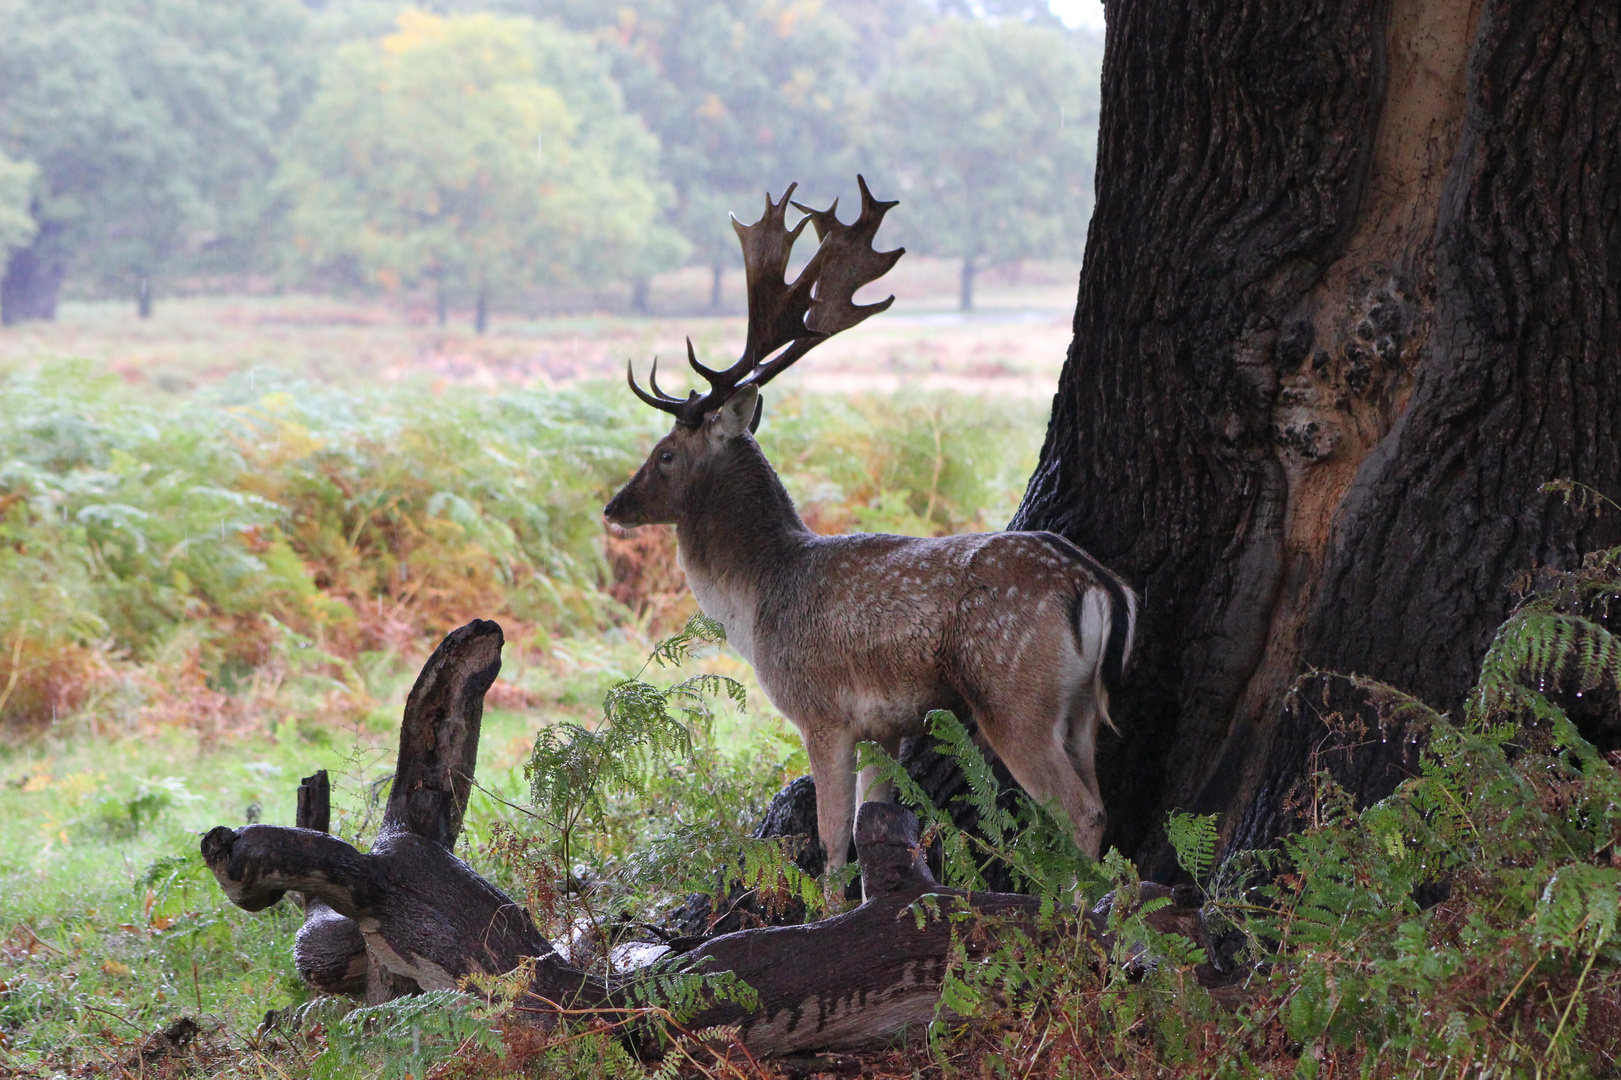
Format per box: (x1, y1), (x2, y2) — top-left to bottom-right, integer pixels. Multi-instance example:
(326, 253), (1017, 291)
(1061, 689), (1107, 856)
(801, 726), (859, 873)
(974, 679), (1108, 861)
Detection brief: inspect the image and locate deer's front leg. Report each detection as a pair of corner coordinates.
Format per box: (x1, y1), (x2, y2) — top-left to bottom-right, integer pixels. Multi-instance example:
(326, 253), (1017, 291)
(805, 728), (858, 874)
(857, 734), (902, 807)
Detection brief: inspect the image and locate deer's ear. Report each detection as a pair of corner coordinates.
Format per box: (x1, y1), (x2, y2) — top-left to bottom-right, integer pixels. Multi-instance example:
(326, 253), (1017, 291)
(714, 385), (759, 438)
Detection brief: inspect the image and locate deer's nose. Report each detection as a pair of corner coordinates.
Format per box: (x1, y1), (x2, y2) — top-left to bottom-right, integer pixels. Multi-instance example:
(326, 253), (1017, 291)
(603, 489), (636, 525)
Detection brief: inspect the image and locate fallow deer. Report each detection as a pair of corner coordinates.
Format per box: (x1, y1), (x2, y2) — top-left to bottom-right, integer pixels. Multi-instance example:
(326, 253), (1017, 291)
(604, 177), (1136, 870)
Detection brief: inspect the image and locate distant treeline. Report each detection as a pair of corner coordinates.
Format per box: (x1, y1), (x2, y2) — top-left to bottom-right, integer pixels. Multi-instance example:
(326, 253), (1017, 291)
(0, 0), (1100, 324)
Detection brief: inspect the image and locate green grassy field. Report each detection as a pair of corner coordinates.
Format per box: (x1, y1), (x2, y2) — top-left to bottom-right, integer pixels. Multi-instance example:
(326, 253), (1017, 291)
(0, 292), (1050, 1073)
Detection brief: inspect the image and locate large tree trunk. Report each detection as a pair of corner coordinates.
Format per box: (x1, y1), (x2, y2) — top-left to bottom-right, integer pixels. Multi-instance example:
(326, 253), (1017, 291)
(1010, 0), (1621, 877)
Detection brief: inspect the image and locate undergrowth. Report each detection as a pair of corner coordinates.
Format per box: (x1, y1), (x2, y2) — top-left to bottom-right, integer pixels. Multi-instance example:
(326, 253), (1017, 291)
(289, 539), (1618, 1080)
(0, 359), (1040, 736)
(3, 350), (1618, 1077)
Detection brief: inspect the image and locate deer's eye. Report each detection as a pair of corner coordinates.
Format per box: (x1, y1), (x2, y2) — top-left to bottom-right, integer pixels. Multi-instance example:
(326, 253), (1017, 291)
(658, 450), (675, 465)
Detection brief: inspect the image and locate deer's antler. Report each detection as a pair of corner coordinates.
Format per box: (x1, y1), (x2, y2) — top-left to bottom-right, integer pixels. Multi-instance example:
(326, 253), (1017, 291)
(627, 175), (903, 426)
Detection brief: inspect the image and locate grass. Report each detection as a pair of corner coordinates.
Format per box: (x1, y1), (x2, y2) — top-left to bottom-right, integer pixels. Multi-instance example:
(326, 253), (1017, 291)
(5, 294), (1617, 1079)
(0, 257), (1078, 402)
(0, 294), (1049, 1073)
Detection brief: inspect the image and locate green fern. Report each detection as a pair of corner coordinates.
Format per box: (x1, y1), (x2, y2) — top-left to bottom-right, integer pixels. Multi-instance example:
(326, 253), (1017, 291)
(619, 954), (760, 1024)
(526, 613), (744, 870)
(1165, 811), (1218, 884)
(1473, 610), (1621, 722)
(1533, 863), (1620, 951)
(312, 990), (501, 1080)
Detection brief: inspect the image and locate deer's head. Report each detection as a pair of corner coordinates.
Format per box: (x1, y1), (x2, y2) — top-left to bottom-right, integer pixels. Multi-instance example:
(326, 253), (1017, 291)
(605, 177), (904, 529)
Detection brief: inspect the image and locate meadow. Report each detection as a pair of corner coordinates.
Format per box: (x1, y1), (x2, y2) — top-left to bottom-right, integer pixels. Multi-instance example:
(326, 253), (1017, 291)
(2, 281), (1619, 1079)
(0, 280), (1054, 1074)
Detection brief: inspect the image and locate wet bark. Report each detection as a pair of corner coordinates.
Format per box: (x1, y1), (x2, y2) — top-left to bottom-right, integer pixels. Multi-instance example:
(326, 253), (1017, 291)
(1009, 0), (1621, 877)
(214, 619), (511, 1000)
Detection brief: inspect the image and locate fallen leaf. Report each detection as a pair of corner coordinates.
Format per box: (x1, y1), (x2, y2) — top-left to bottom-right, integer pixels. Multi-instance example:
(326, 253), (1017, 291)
(102, 960), (132, 978)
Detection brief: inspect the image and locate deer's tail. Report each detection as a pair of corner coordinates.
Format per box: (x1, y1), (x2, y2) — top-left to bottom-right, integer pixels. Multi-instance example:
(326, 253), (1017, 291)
(1031, 531), (1138, 732)
(1073, 573), (1137, 733)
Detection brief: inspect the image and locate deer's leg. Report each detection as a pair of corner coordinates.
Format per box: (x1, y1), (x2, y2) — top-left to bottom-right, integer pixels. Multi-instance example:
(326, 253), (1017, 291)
(1062, 695), (1107, 858)
(856, 734), (902, 807)
(805, 730), (859, 873)
(979, 691), (1107, 861)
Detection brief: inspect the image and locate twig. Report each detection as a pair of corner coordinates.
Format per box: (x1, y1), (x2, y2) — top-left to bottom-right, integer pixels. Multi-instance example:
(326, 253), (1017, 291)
(0, 628), (26, 719)
(1542, 934), (1604, 1072)
(1494, 953), (1543, 1019)
(470, 777), (543, 821)
(78, 1003), (144, 1034)
(6, 923), (63, 956)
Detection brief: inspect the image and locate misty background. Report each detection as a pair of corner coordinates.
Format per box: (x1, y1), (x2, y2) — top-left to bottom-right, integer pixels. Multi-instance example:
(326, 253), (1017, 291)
(0, 0), (1105, 328)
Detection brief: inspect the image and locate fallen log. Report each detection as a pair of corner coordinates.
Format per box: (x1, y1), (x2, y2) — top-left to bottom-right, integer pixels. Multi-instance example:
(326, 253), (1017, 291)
(658, 801), (1048, 1053)
(289, 770), (369, 997)
(203, 620), (551, 1001)
(201, 618), (1214, 1055)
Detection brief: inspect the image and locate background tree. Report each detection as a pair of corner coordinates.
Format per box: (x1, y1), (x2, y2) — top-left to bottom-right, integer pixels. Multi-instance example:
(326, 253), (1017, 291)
(1010, 0), (1621, 877)
(0, 152), (37, 263)
(512, 0), (864, 310)
(280, 11), (682, 331)
(870, 19), (1100, 310)
(0, 0), (309, 322)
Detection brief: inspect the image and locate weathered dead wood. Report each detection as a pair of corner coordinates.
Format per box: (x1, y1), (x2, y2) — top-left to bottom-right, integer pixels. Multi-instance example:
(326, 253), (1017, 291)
(291, 769), (368, 996)
(382, 618), (500, 848)
(648, 802), (1048, 1054)
(202, 818), (564, 991)
(206, 620), (532, 999)
(202, 618), (1215, 1055)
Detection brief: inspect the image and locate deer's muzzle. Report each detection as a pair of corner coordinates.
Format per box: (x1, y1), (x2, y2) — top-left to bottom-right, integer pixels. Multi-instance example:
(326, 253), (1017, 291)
(603, 486), (642, 527)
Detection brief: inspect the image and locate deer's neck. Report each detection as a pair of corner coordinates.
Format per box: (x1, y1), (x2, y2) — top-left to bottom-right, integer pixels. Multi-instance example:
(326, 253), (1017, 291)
(675, 439), (808, 663)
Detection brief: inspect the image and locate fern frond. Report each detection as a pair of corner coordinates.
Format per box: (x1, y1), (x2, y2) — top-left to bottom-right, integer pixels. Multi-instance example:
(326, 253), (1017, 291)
(1473, 610), (1621, 722)
(1166, 811), (1218, 884)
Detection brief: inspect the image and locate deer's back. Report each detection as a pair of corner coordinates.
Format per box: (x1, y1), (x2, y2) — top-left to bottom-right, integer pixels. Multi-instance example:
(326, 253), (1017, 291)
(747, 530), (1112, 741)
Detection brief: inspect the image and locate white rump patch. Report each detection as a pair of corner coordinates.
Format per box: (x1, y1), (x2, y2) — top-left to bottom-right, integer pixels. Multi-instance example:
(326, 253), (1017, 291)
(1076, 587), (1109, 675)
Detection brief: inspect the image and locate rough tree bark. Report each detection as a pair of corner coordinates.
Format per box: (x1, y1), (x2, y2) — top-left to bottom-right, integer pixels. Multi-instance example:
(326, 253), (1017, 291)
(203, 620), (1215, 1055)
(1009, 0), (1621, 876)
